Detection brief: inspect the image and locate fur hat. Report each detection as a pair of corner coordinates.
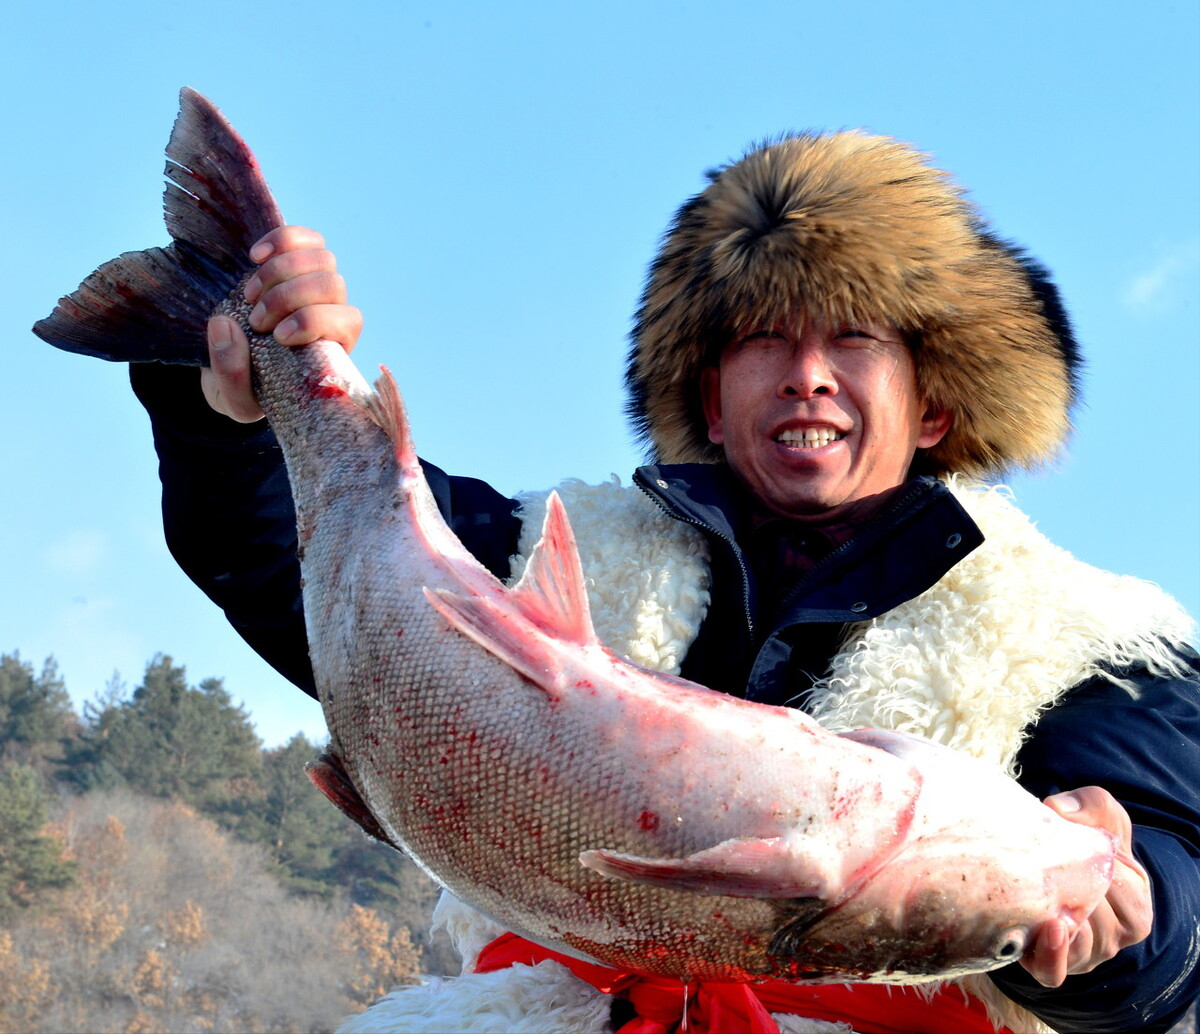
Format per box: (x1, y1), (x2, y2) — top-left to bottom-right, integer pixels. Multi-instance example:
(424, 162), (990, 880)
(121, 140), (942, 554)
(625, 131), (1081, 479)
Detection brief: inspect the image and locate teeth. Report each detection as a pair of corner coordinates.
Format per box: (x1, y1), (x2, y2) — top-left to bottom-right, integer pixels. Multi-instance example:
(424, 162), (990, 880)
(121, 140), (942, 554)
(777, 428), (843, 448)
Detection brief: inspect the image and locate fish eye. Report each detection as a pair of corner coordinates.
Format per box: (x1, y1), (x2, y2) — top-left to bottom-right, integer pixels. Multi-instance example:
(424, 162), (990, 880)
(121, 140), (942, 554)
(993, 927), (1028, 961)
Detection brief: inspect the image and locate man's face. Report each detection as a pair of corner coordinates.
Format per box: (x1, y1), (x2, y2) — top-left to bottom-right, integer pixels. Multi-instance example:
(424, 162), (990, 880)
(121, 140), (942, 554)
(700, 316), (951, 522)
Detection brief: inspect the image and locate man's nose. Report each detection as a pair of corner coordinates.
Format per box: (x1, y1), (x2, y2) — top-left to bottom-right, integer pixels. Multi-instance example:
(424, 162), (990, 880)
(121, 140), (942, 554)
(779, 343), (837, 398)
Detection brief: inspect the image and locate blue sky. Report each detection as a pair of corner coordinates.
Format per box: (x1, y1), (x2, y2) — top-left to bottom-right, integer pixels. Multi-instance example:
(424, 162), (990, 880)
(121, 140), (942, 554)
(4, 1), (1197, 748)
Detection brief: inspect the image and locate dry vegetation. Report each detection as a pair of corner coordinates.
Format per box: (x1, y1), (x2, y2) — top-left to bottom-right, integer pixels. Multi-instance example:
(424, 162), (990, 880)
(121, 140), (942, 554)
(0, 791), (424, 1034)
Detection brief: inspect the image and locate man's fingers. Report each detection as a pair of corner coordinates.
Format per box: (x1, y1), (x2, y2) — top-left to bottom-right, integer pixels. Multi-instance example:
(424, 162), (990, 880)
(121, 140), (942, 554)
(1019, 786), (1155, 987)
(1109, 858), (1154, 937)
(249, 225), (327, 264)
(244, 246), (340, 305)
(1044, 787), (1133, 845)
(235, 225), (361, 354)
(202, 316), (263, 423)
(201, 224), (361, 422)
(247, 270), (345, 330)
(1022, 915), (1097, 987)
(270, 303), (364, 349)
(1032, 918), (1070, 987)
(1045, 787), (1150, 950)
(243, 264), (362, 356)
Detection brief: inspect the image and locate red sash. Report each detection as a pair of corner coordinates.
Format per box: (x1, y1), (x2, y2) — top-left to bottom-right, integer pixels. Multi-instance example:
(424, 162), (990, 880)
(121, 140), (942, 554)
(474, 932), (1013, 1034)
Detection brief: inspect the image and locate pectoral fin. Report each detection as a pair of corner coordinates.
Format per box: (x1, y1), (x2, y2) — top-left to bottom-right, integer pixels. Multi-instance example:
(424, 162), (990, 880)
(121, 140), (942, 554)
(580, 834), (837, 900)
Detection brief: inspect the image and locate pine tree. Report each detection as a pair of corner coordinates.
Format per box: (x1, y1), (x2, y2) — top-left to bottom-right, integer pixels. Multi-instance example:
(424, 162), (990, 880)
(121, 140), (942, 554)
(0, 765), (77, 919)
(64, 655), (263, 823)
(0, 653), (75, 772)
(253, 732), (345, 895)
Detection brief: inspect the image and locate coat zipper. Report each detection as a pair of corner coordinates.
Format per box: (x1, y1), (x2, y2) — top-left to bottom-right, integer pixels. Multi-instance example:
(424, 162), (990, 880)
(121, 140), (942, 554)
(633, 470), (756, 641)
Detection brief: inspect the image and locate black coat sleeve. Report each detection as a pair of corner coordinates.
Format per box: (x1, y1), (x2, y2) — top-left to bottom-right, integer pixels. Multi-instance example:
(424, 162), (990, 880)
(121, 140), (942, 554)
(988, 650), (1200, 1033)
(130, 362), (524, 699)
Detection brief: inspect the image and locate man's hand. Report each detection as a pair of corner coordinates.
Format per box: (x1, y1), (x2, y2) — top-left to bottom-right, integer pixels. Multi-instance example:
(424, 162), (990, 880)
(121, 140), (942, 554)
(202, 225), (363, 422)
(1020, 786), (1153, 987)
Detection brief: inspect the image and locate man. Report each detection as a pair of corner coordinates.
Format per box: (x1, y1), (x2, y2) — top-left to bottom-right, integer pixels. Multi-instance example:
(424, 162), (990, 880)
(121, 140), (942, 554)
(131, 132), (1199, 1032)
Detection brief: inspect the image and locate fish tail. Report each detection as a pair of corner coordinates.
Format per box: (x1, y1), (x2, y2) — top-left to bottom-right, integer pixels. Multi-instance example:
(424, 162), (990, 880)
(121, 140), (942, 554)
(33, 88), (284, 365)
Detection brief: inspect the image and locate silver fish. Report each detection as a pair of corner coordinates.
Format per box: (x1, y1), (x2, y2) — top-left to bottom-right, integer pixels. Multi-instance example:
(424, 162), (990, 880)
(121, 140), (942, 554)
(35, 88), (1116, 984)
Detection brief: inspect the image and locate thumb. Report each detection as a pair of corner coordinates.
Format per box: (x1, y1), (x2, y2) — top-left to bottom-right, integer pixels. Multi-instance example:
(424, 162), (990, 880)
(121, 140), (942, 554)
(202, 316), (263, 422)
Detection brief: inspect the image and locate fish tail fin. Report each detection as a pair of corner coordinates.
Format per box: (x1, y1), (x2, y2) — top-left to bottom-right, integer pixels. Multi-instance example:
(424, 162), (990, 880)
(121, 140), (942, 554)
(33, 87), (284, 365)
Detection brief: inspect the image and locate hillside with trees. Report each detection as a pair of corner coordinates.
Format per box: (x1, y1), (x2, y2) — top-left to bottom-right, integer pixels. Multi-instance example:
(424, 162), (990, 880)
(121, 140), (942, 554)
(0, 651), (450, 1034)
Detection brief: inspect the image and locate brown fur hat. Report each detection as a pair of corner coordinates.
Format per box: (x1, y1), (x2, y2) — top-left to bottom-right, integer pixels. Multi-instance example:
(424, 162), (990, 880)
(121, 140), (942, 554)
(625, 131), (1081, 478)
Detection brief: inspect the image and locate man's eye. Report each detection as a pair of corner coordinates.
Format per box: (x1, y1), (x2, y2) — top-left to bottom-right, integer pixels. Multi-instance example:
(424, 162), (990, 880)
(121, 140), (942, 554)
(835, 323), (902, 345)
(738, 331), (788, 346)
(834, 327), (894, 348)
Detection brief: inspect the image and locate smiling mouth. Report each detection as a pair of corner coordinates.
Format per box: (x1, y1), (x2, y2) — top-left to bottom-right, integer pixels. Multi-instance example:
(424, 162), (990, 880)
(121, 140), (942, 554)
(776, 428), (845, 449)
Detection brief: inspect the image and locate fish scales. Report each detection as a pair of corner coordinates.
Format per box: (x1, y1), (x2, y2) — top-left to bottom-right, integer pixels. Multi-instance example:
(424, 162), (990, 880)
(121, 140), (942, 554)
(34, 88), (1117, 986)
(293, 367), (923, 980)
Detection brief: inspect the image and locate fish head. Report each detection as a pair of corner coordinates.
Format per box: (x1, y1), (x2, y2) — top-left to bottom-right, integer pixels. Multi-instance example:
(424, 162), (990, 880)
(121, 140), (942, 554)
(764, 726), (1119, 982)
(767, 814), (1115, 982)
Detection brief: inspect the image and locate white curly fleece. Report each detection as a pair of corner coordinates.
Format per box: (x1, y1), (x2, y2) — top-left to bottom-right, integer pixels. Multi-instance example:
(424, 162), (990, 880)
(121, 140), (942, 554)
(807, 478), (1194, 774)
(336, 477), (1194, 1034)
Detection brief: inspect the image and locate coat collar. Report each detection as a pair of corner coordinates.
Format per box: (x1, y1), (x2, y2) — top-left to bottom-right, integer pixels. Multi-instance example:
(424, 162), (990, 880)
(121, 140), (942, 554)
(632, 465), (984, 628)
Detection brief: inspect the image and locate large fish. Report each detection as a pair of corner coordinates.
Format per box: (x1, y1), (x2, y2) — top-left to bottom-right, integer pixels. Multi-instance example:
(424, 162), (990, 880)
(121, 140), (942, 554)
(35, 88), (1116, 984)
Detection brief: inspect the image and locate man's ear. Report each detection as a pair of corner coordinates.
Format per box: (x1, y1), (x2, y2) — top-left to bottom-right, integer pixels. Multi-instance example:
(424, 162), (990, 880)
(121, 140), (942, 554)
(917, 403), (953, 449)
(700, 366), (724, 445)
